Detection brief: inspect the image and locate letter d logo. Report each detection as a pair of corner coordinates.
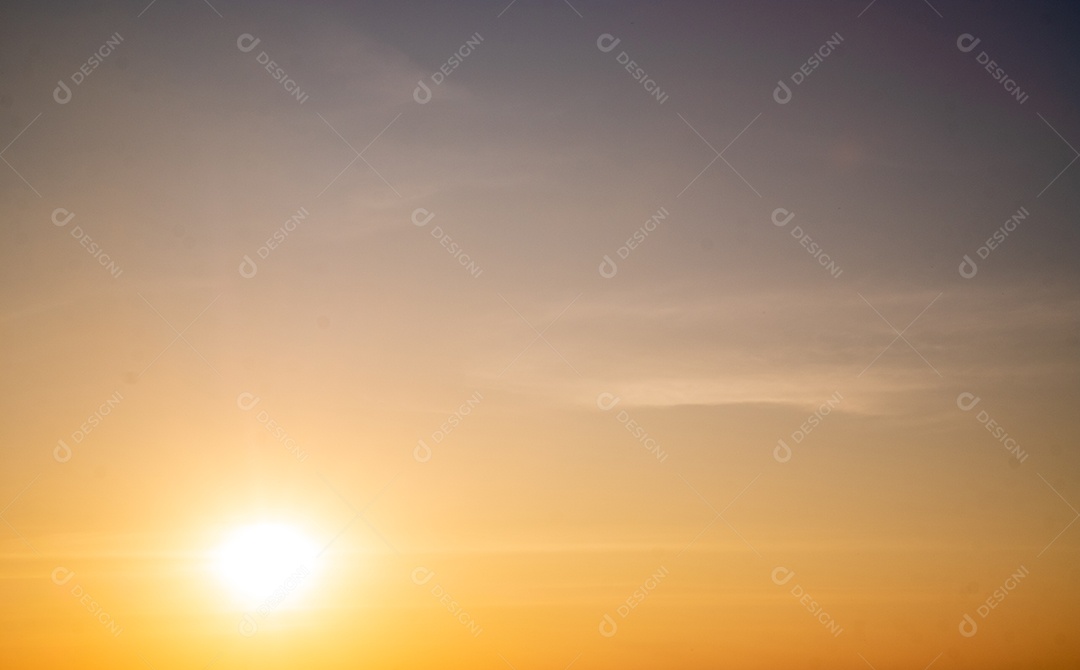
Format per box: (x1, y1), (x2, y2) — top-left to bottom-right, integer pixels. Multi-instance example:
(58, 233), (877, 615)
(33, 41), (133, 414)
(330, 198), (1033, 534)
(236, 392), (260, 411)
(598, 254), (618, 279)
(956, 392), (980, 412)
(51, 566), (75, 586)
(958, 254), (978, 279)
(771, 566), (795, 586)
(51, 208), (75, 227)
(411, 207), (435, 227)
(956, 33), (981, 53)
(238, 613), (259, 637)
(236, 33), (261, 53)
(238, 255), (258, 279)
(53, 439), (72, 463)
(413, 439), (432, 463)
(596, 34), (621, 53)
(53, 80), (72, 105)
(771, 208), (794, 227)
(599, 613), (618, 637)
(959, 613), (978, 637)
(773, 439), (792, 463)
(773, 80), (792, 105)
(413, 80), (432, 104)
(411, 566), (435, 586)
(596, 392), (620, 411)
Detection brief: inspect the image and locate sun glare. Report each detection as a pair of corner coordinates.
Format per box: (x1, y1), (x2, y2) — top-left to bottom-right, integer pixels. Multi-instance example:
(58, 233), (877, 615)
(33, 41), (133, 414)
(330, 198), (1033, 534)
(216, 523), (319, 604)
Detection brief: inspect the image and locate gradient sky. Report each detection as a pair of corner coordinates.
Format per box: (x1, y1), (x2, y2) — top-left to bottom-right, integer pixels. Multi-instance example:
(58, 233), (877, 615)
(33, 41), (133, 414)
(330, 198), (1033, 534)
(2, 1), (1080, 668)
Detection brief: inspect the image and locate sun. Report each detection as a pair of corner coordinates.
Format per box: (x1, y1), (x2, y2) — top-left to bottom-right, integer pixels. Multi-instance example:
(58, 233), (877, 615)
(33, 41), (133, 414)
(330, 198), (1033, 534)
(215, 523), (319, 604)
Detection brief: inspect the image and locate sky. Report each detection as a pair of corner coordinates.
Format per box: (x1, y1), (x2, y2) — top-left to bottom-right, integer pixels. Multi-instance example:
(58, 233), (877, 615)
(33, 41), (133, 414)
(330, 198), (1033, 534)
(2, 0), (1080, 668)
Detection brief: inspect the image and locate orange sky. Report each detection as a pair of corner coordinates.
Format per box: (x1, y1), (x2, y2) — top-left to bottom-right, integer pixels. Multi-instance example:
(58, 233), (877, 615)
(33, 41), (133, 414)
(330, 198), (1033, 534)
(2, 0), (1080, 668)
